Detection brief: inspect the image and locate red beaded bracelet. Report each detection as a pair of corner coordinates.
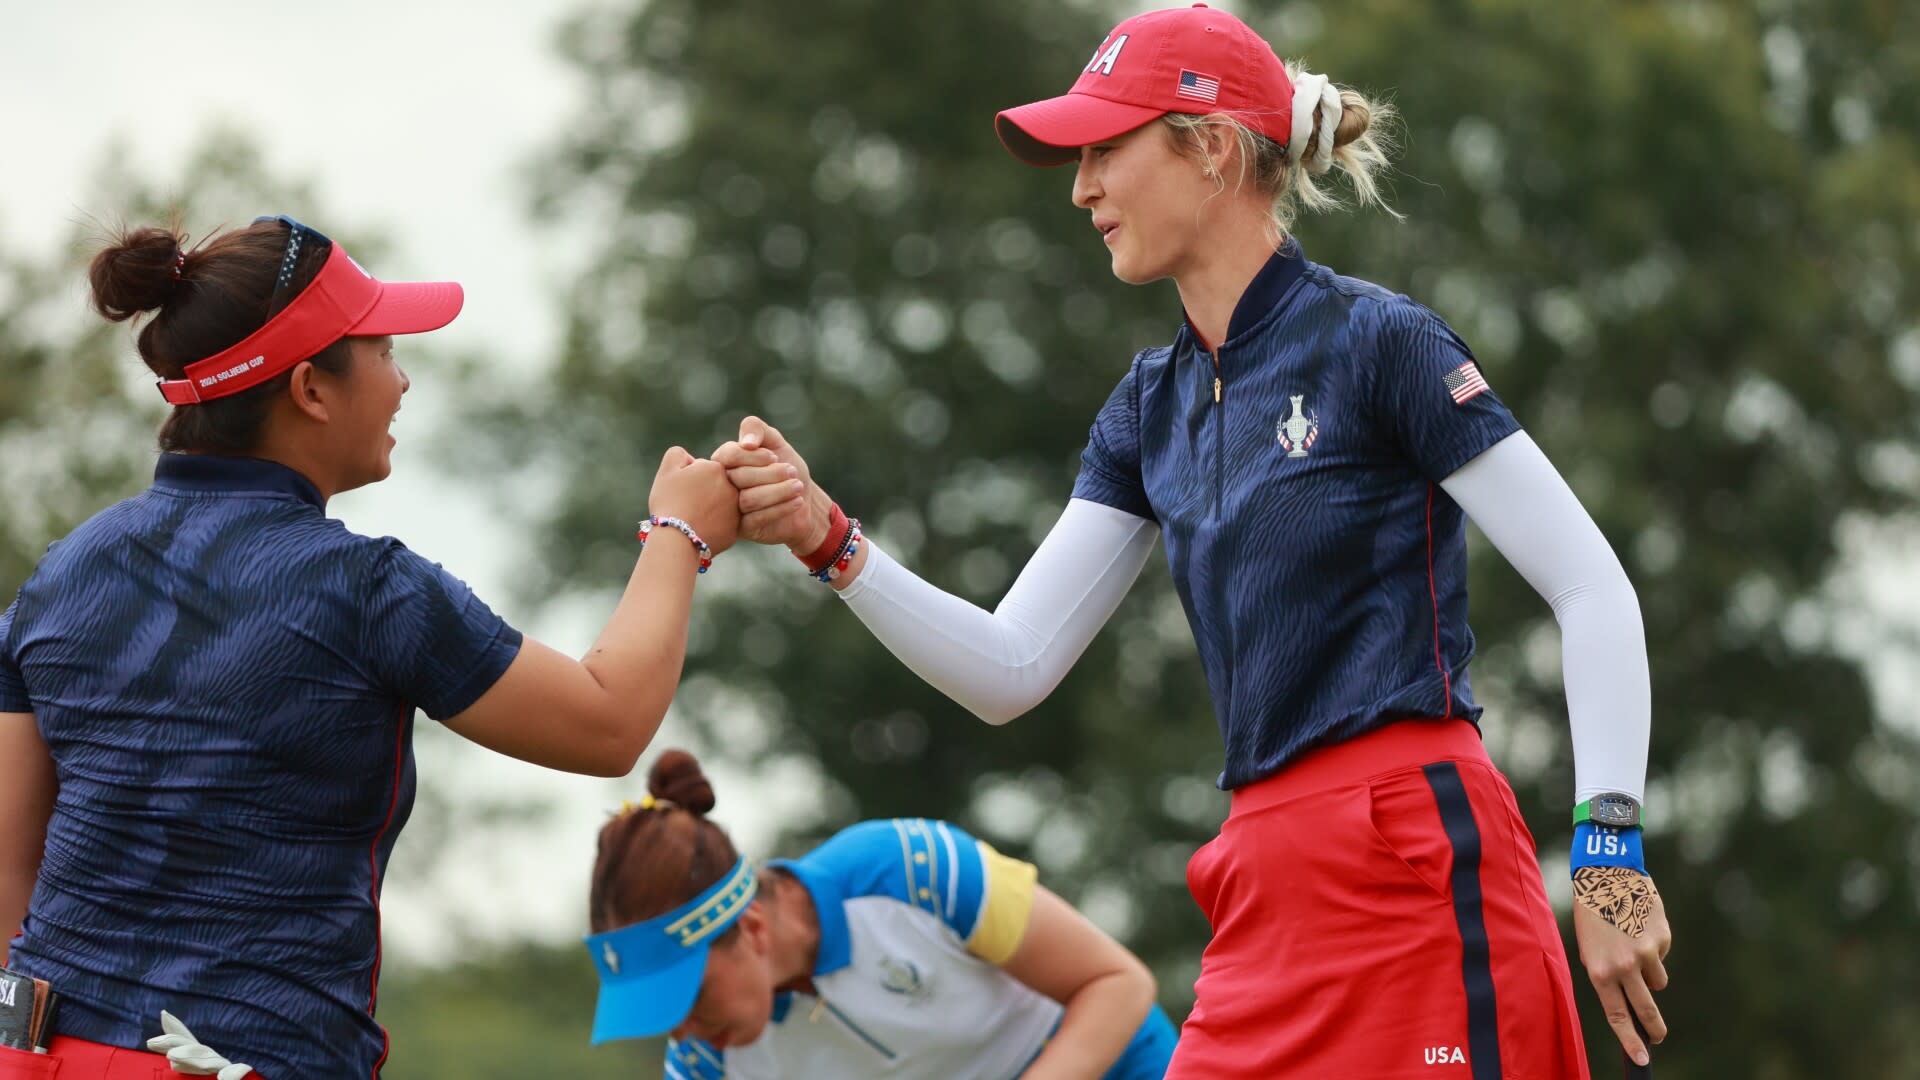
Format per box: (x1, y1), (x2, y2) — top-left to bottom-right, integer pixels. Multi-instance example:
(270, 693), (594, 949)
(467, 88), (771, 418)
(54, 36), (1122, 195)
(816, 520), (862, 583)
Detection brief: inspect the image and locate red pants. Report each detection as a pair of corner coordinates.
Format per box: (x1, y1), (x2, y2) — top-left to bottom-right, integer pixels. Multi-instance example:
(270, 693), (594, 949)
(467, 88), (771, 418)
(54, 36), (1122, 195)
(1168, 719), (1589, 1080)
(0, 1036), (184, 1079)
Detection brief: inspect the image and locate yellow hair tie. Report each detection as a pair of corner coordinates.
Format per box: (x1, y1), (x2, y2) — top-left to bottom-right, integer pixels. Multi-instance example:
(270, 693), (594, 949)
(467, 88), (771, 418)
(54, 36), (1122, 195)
(615, 794), (663, 819)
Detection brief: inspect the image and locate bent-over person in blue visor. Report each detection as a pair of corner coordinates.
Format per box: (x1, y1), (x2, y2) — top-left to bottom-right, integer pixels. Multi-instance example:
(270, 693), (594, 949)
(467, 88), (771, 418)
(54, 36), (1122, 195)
(584, 750), (1177, 1080)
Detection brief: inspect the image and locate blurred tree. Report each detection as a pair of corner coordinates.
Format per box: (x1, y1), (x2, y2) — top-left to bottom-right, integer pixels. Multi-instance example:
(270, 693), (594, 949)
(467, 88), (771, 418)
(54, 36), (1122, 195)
(463, 0), (1920, 1075)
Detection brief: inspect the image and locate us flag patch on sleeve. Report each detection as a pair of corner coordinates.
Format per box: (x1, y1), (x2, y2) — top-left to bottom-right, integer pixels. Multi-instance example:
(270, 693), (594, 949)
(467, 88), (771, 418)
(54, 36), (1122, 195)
(1442, 361), (1490, 405)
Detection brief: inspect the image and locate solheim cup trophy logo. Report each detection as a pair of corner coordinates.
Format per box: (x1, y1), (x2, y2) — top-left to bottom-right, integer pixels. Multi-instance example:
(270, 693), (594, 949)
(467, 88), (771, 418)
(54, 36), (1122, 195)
(1276, 395), (1319, 457)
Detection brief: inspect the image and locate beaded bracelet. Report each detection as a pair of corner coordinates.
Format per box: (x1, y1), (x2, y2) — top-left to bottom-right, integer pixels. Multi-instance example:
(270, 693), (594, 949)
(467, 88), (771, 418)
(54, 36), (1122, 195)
(636, 516), (714, 573)
(813, 519), (863, 583)
(796, 503), (851, 574)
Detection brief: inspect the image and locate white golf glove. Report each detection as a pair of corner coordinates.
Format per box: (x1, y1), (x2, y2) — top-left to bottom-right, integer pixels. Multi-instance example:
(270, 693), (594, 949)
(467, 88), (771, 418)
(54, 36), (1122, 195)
(147, 1010), (255, 1079)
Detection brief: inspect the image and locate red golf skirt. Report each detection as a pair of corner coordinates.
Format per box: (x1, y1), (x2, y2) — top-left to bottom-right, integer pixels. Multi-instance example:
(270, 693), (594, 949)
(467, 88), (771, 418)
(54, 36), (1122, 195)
(1167, 718), (1589, 1080)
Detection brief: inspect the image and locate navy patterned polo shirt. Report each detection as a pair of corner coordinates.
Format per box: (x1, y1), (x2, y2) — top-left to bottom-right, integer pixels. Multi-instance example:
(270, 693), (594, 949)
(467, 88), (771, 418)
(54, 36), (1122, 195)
(0, 453), (521, 1077)
(1073, 241), (1520, 789)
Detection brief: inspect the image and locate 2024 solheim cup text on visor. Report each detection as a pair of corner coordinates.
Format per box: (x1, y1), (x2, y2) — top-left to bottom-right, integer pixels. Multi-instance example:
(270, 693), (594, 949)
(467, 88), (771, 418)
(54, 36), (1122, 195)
(155, 216), (463, 405)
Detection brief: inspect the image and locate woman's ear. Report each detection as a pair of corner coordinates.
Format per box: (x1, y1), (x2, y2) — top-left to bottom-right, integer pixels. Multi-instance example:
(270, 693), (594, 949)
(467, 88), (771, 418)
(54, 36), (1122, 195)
(285, 360), (331, 424)
(737, 902), (772, 955)
(1200, 122), (1238, 179)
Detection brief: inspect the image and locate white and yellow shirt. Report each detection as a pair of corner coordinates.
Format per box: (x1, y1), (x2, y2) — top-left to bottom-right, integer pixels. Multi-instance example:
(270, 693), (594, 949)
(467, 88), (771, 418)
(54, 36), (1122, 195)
(665, 818), (1053, 1080)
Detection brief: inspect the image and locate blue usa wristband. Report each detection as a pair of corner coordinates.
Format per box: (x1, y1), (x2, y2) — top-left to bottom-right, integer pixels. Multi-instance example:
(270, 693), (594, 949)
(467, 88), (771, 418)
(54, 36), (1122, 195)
(1570, 822), (1645, 874)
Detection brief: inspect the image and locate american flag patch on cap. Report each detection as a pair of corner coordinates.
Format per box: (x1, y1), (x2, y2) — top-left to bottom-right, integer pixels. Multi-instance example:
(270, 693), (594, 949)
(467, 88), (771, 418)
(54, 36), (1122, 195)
(1176, 70), (1220, 104)
(1442, 361), (1490, 405)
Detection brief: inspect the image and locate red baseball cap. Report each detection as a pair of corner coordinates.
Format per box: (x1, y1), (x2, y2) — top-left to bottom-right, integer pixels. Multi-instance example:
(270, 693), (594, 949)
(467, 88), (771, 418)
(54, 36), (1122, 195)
(157, 216), (463, 405)
(996, 3), (1295, 167)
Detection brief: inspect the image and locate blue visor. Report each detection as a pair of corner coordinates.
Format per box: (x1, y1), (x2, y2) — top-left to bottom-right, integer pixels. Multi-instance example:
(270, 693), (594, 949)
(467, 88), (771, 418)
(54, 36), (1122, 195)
(585, 857), (758, 1043)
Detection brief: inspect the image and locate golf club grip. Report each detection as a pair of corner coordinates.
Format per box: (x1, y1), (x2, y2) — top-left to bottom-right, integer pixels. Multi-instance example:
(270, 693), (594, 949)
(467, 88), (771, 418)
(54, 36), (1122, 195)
(1624, 1013), (1653, 1078)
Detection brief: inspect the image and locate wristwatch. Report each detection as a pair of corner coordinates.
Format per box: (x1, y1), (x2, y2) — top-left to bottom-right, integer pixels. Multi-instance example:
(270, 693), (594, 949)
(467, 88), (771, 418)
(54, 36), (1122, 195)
(1573, 793), (1641, 829)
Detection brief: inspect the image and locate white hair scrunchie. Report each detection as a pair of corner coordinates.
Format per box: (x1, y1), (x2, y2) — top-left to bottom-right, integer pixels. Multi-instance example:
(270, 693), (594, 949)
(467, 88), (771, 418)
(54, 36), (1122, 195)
(1286, 71), (1345, 175)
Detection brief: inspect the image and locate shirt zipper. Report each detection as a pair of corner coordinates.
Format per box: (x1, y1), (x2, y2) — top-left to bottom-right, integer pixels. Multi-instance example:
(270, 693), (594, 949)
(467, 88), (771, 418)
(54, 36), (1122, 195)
(809, 995), (899, 1061)
(1209, 343), (1234, 730)
(1210, 346), (1226, 518)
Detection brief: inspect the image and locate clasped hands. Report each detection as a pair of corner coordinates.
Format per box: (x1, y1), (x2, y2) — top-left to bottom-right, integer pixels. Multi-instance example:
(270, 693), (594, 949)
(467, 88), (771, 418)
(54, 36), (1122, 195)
(644, 416), (831, 564)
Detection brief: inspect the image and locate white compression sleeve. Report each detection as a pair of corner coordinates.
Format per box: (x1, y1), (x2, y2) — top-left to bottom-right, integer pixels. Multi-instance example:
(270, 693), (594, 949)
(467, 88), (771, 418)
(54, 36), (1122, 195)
(835, 499), (1160, 725)
(1441, 431), (1651, 804)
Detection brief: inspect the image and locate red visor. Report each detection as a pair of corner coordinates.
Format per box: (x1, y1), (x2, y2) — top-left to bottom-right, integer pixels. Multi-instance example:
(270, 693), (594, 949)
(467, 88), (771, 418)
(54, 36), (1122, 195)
(156, 243), (463, 405)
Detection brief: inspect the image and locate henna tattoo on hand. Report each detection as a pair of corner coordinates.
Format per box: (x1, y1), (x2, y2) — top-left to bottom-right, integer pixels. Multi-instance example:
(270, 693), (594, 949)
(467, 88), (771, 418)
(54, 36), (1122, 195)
(1574, 866), (1658, 938)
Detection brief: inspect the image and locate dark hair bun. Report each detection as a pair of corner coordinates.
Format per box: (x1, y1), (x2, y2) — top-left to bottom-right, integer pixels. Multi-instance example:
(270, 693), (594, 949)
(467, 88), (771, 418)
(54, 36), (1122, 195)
(648, 749), (716, 814)
(89, 225), (188, 322)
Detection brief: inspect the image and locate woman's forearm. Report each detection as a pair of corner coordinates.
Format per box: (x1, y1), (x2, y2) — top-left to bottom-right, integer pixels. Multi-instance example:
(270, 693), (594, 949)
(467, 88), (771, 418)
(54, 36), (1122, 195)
(835, 500), (1158, 724)
(445, 538), (703, 776)
(577, 537), (704, 735)
(1021, 967), (1156, 1079)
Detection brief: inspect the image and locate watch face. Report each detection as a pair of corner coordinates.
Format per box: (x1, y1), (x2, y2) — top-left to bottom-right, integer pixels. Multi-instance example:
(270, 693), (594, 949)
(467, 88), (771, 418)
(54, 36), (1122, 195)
(1590, 794), (1639, 827)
